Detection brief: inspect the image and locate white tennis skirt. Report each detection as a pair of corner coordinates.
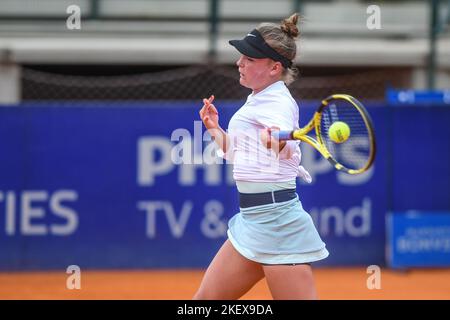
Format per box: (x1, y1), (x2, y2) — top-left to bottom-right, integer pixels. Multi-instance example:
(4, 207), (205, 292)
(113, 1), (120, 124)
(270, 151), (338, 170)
(227, 181), (329, 265)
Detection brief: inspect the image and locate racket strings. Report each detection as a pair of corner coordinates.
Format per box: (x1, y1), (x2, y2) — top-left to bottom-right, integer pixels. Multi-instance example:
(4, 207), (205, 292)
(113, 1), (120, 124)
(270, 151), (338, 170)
(320, 100), (372, 171)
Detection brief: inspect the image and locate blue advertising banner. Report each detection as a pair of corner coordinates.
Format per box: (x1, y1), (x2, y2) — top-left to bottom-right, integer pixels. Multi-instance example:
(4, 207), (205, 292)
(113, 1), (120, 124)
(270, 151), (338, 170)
(386, 89), (450, 106)
(387, 212), (450, 268)
(0, 102), (449, 270)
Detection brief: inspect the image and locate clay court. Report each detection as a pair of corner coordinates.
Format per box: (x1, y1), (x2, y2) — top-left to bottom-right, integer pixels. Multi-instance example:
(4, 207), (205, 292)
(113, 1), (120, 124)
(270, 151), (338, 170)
(1, 268), (449, 300)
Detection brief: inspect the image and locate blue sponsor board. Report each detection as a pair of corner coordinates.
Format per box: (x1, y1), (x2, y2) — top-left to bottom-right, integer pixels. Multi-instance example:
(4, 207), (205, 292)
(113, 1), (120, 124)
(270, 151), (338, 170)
(387, 212), (450, 268)
(0, 102), (449, 270)
(386, 89), (450, 106)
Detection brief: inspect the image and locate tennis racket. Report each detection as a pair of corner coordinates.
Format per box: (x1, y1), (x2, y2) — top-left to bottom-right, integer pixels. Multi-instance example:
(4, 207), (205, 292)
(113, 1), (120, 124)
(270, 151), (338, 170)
(272, 94), (376, 174)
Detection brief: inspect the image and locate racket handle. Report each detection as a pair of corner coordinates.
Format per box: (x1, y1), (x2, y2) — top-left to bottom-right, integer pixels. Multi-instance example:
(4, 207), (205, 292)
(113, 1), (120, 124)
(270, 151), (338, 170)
(272, 130), (293, 141)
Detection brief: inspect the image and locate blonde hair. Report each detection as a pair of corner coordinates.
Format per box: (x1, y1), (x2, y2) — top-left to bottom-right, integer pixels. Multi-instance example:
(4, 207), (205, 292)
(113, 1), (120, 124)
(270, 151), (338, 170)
(257, 13), (300, 85)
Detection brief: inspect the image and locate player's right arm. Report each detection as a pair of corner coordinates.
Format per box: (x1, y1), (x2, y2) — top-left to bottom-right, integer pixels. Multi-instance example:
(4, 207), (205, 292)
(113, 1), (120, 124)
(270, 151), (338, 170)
(199, 95), (230, 154)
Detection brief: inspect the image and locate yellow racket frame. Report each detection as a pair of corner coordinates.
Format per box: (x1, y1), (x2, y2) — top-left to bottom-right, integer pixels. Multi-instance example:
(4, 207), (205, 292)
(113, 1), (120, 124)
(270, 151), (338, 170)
(291, 94), (376, 174)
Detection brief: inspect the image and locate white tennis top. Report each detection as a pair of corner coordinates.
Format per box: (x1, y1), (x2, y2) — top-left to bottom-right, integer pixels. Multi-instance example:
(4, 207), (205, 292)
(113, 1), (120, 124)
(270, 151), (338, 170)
(220, 81), (312, 183)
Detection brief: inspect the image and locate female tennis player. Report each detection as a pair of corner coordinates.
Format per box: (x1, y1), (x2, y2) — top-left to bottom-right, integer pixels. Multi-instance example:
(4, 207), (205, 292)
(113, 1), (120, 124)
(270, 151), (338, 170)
(194, 13), (329, 300)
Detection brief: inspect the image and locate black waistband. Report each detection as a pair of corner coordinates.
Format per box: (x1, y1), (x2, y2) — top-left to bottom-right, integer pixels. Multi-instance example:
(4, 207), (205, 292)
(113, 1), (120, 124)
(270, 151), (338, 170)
(239, 189), (297, 208)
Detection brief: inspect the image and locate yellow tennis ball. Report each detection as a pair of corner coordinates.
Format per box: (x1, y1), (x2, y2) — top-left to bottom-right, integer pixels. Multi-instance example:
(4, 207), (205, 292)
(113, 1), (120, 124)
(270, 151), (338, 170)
(328, 121), (350, 143)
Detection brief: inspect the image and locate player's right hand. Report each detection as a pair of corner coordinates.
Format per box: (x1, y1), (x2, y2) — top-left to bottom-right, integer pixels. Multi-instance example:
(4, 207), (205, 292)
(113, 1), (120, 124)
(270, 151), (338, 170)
(199, 95), (219, 130)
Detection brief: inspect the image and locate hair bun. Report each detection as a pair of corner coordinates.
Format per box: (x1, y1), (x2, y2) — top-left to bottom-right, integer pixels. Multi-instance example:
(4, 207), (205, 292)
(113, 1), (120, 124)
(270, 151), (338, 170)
(280, 13), (299, 38)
